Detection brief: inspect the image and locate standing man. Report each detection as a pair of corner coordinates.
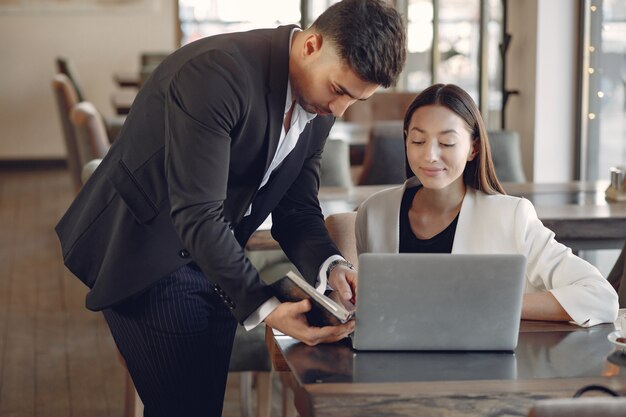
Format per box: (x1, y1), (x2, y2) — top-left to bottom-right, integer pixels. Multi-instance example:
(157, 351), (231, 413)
(55, 0), (406, 415)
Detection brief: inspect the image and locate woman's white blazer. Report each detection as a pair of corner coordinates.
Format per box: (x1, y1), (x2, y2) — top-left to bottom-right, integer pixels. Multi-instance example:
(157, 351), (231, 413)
(355, 178), (618, 326)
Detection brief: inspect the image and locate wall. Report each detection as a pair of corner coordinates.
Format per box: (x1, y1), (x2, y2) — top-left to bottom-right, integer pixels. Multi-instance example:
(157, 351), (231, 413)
(0, 0), (177, 160)
(533, 0), (578, 182)
(507, 0), (579, 182)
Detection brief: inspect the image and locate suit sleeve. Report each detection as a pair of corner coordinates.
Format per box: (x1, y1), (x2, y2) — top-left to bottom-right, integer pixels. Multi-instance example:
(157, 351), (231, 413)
(270, 135), (341, 286)
(164, 50), (273, 323)
(514, 198), (618, 326)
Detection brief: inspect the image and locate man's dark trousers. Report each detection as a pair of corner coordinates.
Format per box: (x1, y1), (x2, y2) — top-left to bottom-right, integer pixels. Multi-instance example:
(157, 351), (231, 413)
(103, 263), (237, 417)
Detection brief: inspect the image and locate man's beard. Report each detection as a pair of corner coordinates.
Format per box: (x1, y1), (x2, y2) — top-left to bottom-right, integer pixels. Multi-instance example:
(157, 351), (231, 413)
(290, 75), (324, 115)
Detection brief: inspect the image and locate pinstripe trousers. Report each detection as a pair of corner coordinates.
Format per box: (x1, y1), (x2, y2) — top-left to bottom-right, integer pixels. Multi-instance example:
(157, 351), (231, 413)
(103, 263), (238, 417)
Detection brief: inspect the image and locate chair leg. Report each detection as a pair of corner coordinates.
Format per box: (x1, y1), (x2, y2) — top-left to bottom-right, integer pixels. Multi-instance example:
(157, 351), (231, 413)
(240, 371), (273, 417)
(256, 371), (272, 417)
(279, 372), (297, 417)
(240, 371), (254, 417)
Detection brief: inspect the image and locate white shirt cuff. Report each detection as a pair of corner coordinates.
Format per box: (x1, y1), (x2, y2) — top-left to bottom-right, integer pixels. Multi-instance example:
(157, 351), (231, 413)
(318, 254), (345, 293)
(243, 296), (281, 331)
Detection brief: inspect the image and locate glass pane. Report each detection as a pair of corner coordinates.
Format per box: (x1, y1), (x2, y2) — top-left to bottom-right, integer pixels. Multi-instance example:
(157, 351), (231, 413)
(307, 0), (341, 25)
(178, 0), (301, 45)
(580, 1), (626, 275)
(438, 0), (480, 103)
(586, 0), (626, 181)
(405, 0), (433, 92)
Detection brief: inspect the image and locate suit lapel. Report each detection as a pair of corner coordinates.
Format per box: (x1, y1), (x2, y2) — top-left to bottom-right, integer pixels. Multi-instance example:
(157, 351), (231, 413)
(264, 25), (297, 174)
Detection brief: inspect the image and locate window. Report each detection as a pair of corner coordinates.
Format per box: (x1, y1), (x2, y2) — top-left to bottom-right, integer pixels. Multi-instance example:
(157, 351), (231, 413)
(578, 0), (626, 275)
(581, 0), (626, 181)
(402, 0), (504, 128)
(177, 0), (504, 127)
(178, 0), (301, 45)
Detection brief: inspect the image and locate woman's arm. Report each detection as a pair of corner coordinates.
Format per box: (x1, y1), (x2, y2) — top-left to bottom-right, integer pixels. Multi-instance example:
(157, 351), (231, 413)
(521, 291), (572, 322)
(515, 198), (618, 326)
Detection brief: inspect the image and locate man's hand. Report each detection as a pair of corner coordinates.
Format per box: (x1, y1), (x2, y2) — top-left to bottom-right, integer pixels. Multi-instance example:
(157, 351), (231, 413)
(328, 264), (357, 304)
(264, 299), (355, 346)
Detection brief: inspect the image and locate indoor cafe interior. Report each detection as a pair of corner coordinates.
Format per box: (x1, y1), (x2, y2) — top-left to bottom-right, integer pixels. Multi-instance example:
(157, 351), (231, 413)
(1, 0), (626, 416)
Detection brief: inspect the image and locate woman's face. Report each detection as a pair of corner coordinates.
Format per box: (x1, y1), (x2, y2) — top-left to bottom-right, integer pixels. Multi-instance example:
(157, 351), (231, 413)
(405, 104), (477, 191)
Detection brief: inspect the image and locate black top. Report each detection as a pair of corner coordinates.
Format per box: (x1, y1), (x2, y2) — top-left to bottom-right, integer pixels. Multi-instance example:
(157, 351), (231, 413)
(399, 186), (458, 254)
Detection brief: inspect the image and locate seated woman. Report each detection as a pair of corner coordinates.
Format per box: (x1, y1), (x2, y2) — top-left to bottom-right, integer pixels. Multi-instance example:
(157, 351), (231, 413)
(355, 84), (618, 326)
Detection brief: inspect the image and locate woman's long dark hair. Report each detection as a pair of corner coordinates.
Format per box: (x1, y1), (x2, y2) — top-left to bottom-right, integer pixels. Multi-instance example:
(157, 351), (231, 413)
(403, 84), (505, 195)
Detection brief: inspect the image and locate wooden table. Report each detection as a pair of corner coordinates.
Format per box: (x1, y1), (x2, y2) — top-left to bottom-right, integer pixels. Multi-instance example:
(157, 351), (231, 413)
(113, 70), (141, 88)
(111, 90), (136, 115)
(247, 181), (626, 251)
(266, 321), (626, 417)
(505, 181), (626, 250)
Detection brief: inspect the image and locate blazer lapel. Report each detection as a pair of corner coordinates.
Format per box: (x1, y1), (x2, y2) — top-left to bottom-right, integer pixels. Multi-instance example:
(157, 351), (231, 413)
(264, 25), (298, 174)
(451, 187), (477, 254)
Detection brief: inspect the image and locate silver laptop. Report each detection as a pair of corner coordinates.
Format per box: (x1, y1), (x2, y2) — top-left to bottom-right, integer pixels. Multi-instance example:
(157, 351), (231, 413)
(351, 253), (526, 351)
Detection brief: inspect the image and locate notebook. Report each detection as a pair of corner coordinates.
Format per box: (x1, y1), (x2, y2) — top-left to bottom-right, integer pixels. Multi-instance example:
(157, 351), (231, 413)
(351, 253), (526, 351)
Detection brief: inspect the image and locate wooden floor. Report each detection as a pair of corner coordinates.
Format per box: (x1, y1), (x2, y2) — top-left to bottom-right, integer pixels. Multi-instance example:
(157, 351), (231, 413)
(0, 167), (283, 417)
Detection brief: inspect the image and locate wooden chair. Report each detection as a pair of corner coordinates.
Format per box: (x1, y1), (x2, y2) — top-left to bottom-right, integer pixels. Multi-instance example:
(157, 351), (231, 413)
(69, 102), (111, 170)
(229, 325), (273, 417)
(56, 55), (130, 126)
(325, 212), (358, 268)
(56, 56), (85, 102)
(51, 74), (82, 191)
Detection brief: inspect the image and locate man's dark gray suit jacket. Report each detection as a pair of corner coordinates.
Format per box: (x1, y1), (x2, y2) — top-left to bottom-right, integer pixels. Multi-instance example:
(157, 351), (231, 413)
(55, 25), (341, 323)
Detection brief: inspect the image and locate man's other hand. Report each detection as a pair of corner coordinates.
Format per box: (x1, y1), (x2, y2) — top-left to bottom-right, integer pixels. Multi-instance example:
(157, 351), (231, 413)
(329, 264), (357, 304)
(264, 299), (355, 346)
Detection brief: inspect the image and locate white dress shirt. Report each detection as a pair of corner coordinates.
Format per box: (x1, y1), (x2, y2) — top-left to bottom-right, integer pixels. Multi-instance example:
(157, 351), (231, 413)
(243, 29), (344, 330)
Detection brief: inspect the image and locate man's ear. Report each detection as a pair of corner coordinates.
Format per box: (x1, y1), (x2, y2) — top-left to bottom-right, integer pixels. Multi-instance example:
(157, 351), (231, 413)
(302, 32), (323, 57)
(468, 138), (479, 161)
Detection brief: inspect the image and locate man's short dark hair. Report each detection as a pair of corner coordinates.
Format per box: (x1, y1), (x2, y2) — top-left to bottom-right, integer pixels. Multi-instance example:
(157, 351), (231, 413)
(312, 0), (407, 88)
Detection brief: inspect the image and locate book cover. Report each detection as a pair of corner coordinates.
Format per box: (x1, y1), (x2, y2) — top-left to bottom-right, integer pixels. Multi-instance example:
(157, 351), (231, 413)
(271, 271), (355, 327)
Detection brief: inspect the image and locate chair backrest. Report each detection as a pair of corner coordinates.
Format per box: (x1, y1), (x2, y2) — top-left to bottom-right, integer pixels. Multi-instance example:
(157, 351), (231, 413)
(320, 138), (353, 187)
(51, 74), (82, 191)
(55, 56), (85, 102)
(81, 158), (102, 186)
(325, 212), (358, 268)
(487, 130), (527, 183)
(358, 121), (406, 185)
(70, 102), (110, 171)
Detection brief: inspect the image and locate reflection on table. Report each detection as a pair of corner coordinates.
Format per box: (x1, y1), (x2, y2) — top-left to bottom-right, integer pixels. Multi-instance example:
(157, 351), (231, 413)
(266, 321), (626, 417)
